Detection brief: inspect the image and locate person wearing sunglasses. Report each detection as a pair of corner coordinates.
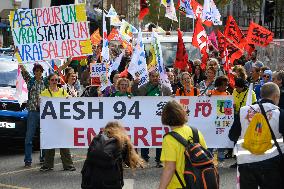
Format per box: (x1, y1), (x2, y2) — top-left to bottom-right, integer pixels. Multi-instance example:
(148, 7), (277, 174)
(255, 69), (272, 101)
(175, 72), (200, 96)
(39, 73), (76, 172)
(20, 58), (72, 168)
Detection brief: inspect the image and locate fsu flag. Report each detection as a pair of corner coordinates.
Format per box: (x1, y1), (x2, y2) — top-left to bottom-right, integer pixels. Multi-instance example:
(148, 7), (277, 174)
(90, 29), (102, 46)
(139, 0), (149, 20)
(192, 19), (208, 69)
(177, 0), (194, 18)
(224, 15), (247, 48)
(174, 29), (190, 71)
(246, 22), (274, 47)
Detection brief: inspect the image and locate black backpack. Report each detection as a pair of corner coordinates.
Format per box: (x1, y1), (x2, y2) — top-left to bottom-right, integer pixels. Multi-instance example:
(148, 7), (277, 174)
(81, 134), (124, 189)
(165, 127), (219, 189)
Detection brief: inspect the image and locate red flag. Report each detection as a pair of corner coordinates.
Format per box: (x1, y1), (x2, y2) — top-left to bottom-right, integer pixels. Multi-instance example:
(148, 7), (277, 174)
(192, 19), (208, 70)
(225, 37), (244, 67)
(108, 28), (121, 41)
(90, 29), (102, 46)
(244, 43), (255, 56)
(191, 0), (203, 19)
(246, 22), (274, 47)
(174, 29), (190, 71)
(224, 15), (247, 48)
(217, 30), (226, 58)
(192, 19), (208, 55)
(139, 0), (149, 20)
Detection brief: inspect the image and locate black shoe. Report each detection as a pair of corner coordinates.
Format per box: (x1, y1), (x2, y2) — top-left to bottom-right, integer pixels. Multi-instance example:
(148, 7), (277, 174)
(64, 166), (76, 171)
(143, 158), (149, 163)
(229, 163), (237, 168)
(40, 166), (53, 171)
(155, 162), (163, 168)
(24, 162), (32, 168)
(39, 159), (44, 165)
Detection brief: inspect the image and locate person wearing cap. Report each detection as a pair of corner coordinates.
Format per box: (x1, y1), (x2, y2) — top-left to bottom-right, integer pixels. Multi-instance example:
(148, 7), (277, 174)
(254, 69), (273, 101)
(20, 59), (71, 168)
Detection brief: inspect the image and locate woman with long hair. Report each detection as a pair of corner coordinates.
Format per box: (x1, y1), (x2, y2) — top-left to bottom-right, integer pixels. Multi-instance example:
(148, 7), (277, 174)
(192, 64), (206, 87)
(104, 121), (143, 169)
(81, 121), (143, 189)
(175, 72), (200, 96)
(199, 66), (216, 95)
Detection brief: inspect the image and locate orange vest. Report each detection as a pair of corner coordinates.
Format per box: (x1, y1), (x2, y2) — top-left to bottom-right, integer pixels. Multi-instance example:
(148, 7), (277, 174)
(176, 86), (200, 96)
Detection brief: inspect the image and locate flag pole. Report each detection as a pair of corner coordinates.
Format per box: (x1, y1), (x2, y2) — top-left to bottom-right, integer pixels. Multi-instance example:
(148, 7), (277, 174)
(157, 4), (161, 27)
(192, 17), (195, 32)
(178, 10), (181, 29)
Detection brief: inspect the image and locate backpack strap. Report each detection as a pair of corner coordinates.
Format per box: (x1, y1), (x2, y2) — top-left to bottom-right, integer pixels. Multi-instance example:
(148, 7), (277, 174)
(165, 127), (199, 189)
(194, 87), (197, 96)
(259, 103), (284, 160)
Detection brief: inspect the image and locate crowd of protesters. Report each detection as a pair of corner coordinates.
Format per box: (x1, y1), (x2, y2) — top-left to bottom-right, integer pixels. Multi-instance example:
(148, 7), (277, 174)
(18, 32), (284, 188)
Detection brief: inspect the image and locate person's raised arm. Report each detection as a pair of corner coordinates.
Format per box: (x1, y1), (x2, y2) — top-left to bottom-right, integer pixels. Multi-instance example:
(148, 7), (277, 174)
(57, 57), (72, 73)
(19, 64), (31, 83)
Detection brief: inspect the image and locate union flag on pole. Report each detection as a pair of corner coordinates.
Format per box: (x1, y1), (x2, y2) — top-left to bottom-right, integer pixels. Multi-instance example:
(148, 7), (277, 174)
(224, 15), (247, 48)
(246, 22), (274, 47)
(90, 29), (102, 46)
(192, 19), (208, 69)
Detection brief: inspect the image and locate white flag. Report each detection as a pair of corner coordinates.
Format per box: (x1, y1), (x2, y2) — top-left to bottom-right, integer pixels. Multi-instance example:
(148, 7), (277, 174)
(106, 4), (117, 17)
(246, 83), (254, 106)
(101, 13), (109, 61)
(151, 32), (172, 92)
(111, 52), (124, 71)
(202, 0), (222, 25)
(128, 29), (149, 87)
(165, 0), (178, 22)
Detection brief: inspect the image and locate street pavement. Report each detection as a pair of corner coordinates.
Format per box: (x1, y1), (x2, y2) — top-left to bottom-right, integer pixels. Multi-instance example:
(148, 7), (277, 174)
(0, 149), (237, 189)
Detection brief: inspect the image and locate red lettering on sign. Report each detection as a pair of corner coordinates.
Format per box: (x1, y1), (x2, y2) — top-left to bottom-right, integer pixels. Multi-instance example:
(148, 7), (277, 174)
(87, 128), (96, 146)
(134, 127), (149, 146)
(194, 102), (212, 117)
(151, 127), (162, 146)
(74, 128), (85, 146)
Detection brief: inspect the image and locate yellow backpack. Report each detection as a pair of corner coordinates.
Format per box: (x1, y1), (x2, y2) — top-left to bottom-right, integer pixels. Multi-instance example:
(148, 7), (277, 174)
(242, 111), (272, 155)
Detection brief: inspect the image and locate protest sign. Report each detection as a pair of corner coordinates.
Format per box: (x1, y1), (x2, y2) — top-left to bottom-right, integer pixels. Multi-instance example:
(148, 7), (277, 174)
(40, 96), (234, 149)
(90, 63), (110, 87)
(10, 4), (93, 63)
(246, 22), (274, 47)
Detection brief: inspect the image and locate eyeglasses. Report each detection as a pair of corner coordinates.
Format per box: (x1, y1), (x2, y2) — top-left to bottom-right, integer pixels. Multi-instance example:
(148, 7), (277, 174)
(50, 78), (59, 82)
(263, 75), (270, 78)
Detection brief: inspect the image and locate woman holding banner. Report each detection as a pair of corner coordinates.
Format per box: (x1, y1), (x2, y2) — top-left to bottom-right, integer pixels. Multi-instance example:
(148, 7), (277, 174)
(110, 78), (133, 97)
(40, 73), (76, 171)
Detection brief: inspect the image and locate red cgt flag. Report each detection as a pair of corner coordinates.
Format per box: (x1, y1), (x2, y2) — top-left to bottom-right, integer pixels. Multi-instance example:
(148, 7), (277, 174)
(224, 15), (247, 48)
(246, 22), (274, 47)
(174, 29), (190, 71)
(90, 29), (102, 46)
(192, 19), (208, 69)
(139, 0), (149, 20)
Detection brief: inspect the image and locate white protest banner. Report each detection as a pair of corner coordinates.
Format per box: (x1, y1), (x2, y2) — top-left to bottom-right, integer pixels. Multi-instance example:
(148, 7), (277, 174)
(129, 29), (148, 87)
(10, 4), (93, 63)
(40, 96), (234, 149)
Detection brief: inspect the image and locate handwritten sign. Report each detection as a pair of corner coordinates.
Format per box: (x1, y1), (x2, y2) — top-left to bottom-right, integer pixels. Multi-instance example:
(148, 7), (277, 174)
(10, 4), (93, 63)
(246, 22), (274, 47)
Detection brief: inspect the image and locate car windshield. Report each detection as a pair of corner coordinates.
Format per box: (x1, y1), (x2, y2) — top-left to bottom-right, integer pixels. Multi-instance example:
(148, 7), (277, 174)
(0, 56), (18, 87)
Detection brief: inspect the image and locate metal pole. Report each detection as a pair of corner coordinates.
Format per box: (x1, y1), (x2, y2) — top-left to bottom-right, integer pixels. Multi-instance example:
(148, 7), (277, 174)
(157, 4), (161, 27)
(178, 10), (181, 29)
(192, 17), (195, 32)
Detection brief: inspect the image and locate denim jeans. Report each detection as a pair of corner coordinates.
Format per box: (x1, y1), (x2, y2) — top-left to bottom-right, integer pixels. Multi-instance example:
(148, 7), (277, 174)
(24, 111), (41, 163)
